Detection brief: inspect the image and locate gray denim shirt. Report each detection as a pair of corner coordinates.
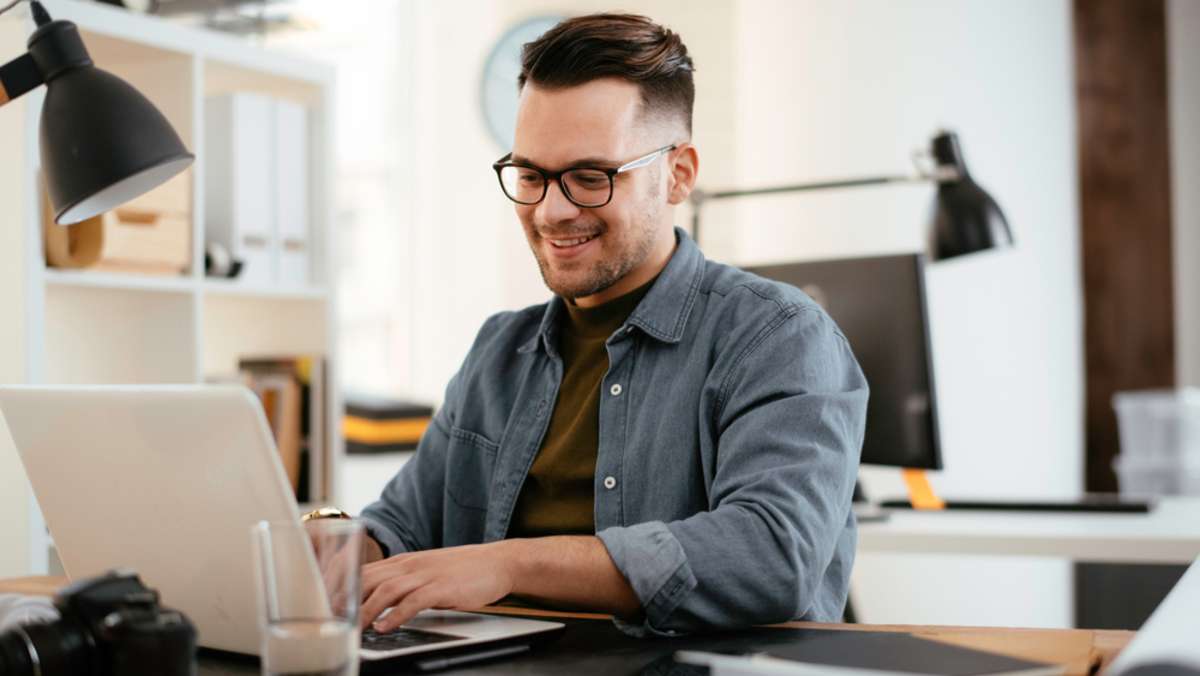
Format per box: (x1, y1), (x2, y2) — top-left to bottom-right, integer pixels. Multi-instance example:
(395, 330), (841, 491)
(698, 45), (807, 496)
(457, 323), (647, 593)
(361, 227), (868, 636)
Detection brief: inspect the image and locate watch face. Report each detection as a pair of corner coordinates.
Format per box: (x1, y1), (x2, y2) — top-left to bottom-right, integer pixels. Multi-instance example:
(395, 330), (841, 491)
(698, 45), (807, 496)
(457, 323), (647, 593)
(480, 16), (565, 151)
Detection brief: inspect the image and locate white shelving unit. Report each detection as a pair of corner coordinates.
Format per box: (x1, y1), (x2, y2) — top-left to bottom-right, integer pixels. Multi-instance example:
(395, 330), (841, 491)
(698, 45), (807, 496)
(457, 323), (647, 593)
(0, 0), (339, 577)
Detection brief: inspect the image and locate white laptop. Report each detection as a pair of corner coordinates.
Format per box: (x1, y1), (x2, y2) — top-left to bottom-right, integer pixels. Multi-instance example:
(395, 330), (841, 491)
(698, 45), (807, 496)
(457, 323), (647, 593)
(0, 385), (562, 667)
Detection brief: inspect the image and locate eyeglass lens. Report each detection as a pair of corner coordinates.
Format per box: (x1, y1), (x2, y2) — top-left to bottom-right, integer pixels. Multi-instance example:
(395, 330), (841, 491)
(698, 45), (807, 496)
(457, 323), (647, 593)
(498, 166), (612, 207)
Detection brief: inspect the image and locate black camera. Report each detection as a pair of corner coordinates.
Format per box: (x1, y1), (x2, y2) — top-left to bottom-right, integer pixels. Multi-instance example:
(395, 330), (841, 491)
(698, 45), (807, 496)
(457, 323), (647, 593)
(0, 570), (196, 676)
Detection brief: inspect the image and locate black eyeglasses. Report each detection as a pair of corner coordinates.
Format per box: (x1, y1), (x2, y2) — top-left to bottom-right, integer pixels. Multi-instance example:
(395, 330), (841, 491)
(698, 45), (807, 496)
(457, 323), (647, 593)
(492, 144), (677, 208)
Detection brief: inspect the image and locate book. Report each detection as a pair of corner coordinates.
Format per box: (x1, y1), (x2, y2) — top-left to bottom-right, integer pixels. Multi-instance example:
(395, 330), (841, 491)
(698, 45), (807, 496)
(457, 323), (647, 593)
(344, 393), (434, 454)
(240, 355), (326, 503)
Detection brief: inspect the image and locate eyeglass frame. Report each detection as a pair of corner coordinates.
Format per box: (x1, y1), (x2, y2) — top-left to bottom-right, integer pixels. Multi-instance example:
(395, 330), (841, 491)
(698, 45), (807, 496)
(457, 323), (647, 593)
(492, 143), (678, 208)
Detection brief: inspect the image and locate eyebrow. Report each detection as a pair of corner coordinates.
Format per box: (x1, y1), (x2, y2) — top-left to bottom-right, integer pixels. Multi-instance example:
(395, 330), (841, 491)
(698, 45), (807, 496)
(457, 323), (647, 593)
(509, 154), (620, 171)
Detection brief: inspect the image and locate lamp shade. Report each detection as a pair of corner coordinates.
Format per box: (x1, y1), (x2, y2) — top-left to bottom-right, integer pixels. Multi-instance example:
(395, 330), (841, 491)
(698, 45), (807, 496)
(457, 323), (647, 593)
(928, 131), (1013, 261)
(28, 20), (193, 225)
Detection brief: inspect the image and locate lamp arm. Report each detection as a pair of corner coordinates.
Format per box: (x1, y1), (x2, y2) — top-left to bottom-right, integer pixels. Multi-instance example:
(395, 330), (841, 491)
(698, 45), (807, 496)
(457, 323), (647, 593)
(693, 173), (931, 204)
(688, 173), (937, 249)
(0, 52), (42, 107)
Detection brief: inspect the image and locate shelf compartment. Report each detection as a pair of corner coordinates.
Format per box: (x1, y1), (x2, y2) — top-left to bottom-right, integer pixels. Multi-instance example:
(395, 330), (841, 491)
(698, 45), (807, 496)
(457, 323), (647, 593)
(202, 294), (329, 380)
(44, 285), (198, 384)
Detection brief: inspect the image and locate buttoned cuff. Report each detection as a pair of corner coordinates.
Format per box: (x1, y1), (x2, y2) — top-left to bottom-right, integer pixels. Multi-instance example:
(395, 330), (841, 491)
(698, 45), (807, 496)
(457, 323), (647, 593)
(597, 521), (697, 636)
(357, 514), (409, 559)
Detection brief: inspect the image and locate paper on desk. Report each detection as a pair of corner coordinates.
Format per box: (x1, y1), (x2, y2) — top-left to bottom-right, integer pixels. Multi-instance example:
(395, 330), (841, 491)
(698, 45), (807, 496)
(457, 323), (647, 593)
(1109, 557), (1200, 674)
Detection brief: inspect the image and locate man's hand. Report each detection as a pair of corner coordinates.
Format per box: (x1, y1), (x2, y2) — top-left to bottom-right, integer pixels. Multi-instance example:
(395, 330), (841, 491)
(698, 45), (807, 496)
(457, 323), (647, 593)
(309, 529), (386, 617)
(362, 535), (385, 565)
(359, 542), (517, 631)
(358, 536), (642, 632)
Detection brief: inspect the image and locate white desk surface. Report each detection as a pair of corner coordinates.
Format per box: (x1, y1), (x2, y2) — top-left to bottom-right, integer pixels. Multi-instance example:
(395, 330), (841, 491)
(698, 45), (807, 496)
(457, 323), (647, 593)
(857, 496), (1200, 564)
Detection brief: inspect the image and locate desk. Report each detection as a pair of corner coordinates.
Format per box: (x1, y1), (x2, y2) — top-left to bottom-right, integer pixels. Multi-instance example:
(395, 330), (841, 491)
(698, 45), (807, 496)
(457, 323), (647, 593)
(857, 496), (1200, 563)
(1, 577), (1132, 675)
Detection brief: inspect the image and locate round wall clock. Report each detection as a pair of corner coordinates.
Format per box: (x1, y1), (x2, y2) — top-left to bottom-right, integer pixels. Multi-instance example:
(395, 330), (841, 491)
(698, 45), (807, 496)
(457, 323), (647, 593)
(480, 16), (565, 151)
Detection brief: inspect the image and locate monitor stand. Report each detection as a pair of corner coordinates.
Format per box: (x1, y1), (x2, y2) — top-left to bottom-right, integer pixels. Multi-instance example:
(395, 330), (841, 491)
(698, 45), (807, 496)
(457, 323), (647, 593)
(876, 470), (1155, 514)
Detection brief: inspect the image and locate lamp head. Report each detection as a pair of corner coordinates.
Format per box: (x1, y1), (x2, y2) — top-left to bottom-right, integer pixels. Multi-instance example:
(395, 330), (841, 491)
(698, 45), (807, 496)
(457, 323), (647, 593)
(927, 131), (1014, 261)
(13, 2), (193, 225)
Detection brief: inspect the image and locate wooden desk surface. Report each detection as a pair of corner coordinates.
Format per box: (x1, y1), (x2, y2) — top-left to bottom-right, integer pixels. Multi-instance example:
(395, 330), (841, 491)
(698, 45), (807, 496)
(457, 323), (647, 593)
(1, 576), (1133, 675)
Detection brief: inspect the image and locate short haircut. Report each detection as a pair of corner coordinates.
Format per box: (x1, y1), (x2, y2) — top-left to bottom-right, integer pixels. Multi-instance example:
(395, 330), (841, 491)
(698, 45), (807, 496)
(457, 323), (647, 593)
(518, 13), (695, 134)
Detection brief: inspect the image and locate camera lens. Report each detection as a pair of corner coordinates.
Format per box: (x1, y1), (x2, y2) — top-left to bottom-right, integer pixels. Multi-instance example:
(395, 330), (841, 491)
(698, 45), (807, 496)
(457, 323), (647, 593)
(0, 620), (97, 676)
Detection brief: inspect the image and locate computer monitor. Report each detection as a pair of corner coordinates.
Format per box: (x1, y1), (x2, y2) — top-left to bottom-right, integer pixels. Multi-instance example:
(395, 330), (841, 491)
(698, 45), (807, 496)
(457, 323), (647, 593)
(745, 253), (942, 470)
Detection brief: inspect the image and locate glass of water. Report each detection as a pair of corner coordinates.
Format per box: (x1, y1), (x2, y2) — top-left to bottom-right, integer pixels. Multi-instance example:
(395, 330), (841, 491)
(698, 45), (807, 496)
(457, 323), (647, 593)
(252, 519), (365, 676)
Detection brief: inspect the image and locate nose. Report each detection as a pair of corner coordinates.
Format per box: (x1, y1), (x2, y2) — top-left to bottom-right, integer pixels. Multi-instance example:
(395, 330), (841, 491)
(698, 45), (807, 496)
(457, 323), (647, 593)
(535, 179), (582, 226)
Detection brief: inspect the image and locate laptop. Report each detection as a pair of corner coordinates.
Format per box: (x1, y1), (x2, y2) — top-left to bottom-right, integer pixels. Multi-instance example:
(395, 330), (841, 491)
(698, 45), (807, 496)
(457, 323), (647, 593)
(0, 385), (563, 668)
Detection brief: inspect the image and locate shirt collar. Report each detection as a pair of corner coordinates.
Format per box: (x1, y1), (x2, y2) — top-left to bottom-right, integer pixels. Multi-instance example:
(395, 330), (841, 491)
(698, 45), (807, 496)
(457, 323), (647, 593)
(518, 226), (703, 354)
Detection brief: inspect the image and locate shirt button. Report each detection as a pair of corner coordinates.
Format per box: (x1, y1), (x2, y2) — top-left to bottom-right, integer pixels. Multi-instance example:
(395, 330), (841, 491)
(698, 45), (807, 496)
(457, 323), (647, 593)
(610, 383), (623, 396)
(603, 476), (617, 490)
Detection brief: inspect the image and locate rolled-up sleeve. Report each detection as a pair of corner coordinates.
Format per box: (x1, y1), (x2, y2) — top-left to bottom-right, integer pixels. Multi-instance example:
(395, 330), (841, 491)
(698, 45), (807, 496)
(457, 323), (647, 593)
(598, 306), (867, 635)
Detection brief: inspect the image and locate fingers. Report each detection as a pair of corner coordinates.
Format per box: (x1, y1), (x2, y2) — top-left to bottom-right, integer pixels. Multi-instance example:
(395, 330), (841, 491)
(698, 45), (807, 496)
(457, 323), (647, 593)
(360, 552), (418, 599)
(359, 573), (424, 630)
(373, 586), (443, 632)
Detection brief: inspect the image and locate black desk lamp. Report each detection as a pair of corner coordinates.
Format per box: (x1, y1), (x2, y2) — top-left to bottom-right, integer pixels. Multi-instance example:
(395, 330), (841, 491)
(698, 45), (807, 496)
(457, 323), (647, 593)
(689, 130), (1013, 261)
(0, 0), (194, 225)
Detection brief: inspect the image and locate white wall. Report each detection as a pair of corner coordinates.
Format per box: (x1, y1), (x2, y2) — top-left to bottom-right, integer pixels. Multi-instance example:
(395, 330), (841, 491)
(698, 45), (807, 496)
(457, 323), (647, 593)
(0, 15), (35, 579)
(1169, 0), (1200, 388)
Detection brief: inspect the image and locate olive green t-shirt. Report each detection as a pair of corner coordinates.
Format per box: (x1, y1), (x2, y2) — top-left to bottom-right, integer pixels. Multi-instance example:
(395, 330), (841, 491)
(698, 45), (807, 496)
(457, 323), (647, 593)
(508, 278), (656, 537)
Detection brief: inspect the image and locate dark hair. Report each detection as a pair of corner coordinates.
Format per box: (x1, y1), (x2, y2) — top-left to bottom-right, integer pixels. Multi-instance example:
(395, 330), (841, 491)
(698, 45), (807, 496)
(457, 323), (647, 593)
(518, 13), (695, 133)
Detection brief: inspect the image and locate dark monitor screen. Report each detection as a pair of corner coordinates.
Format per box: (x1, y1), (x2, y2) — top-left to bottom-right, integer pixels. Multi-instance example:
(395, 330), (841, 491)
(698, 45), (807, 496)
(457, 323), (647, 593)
(745, 253), (942, 470)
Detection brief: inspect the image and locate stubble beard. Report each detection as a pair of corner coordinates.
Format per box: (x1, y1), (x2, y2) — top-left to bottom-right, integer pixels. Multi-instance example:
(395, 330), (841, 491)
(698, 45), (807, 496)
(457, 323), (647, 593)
(532, 204), (660, 301)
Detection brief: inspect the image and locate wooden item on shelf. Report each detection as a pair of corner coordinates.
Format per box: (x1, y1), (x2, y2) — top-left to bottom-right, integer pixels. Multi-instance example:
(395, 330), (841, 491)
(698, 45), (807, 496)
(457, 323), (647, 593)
(240, 355), (326, 503)
(41, 184), (191, 275)
(91, 205), (191, 275)
(246, 373), (303, 493)
(41, 175), (104, 268)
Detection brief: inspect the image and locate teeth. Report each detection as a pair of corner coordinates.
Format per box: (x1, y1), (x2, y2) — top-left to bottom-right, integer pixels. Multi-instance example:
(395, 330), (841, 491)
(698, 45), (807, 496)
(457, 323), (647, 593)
(549, 234), (596, 248)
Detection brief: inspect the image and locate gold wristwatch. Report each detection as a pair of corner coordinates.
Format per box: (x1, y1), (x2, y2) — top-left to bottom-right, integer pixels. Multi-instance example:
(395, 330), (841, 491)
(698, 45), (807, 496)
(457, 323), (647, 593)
(300, 507), (352, 522)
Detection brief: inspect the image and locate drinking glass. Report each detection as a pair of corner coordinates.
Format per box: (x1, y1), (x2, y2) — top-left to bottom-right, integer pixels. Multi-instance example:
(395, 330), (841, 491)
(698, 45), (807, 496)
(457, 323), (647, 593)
(251, 519), (364, 676)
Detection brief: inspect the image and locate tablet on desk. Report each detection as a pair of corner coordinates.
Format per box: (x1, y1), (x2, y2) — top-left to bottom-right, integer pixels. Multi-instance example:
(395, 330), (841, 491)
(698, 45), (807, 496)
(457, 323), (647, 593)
(678, 629), (1063, 675)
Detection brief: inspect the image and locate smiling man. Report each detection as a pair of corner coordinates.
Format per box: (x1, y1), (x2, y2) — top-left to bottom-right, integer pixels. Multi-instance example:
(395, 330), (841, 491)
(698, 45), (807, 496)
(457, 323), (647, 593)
(352, 13), (868, 637)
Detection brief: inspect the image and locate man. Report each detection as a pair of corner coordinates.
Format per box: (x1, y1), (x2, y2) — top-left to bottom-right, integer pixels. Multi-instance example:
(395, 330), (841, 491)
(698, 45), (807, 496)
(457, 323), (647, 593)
(353, 13), (867, 637)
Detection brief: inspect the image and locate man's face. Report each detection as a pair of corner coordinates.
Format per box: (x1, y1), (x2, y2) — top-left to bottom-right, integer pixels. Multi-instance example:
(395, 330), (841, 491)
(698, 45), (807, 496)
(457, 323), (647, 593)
(510, 78), (673, 303)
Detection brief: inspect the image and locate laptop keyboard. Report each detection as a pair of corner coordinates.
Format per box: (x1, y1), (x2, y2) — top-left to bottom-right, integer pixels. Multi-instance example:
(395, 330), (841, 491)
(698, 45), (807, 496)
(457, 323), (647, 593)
(361, 626), (463, 652)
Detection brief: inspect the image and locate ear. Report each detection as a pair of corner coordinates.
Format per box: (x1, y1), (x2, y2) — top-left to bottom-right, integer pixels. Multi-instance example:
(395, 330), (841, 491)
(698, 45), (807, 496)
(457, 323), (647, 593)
(666, 143), (699, 206)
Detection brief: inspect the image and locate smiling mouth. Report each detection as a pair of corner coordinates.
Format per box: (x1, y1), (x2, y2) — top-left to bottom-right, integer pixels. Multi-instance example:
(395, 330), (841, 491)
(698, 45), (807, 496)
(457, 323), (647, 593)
(546, 233), (600, 248)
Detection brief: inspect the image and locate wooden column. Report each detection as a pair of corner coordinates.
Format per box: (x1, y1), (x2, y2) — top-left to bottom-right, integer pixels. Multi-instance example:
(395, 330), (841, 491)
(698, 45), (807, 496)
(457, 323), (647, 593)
(1074, 0), (1175, 492)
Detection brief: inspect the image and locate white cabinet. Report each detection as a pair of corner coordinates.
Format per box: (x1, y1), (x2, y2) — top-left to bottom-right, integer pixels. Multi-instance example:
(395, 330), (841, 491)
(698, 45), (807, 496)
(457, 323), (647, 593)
(206, 93), (275, 286)
(276, 99), (310, 287)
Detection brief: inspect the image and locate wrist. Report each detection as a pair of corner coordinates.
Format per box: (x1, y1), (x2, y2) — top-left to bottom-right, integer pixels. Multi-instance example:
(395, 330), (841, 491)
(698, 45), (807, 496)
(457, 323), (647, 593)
(495, 538), (533, 596)
(362, 535), (384, 564)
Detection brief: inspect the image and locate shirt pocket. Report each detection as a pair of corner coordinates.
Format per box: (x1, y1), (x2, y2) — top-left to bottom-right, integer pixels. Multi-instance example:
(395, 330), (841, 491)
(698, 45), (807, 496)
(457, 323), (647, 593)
(444, 426), (499, 511)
